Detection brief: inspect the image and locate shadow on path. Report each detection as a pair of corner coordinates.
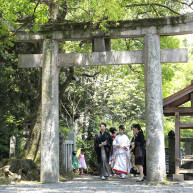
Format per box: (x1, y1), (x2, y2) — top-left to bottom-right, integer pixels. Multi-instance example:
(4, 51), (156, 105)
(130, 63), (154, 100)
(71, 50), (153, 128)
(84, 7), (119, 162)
(0, 175), (193, 193)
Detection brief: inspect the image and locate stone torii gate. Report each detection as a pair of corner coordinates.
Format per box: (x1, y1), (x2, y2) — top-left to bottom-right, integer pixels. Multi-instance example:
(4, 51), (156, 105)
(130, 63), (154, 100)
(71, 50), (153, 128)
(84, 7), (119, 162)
(16, 13), (193, 183)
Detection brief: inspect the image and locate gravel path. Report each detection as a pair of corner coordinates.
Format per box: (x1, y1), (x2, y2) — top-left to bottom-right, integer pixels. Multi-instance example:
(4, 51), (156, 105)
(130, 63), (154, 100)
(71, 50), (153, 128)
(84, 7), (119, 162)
(0, 175), (193, 193)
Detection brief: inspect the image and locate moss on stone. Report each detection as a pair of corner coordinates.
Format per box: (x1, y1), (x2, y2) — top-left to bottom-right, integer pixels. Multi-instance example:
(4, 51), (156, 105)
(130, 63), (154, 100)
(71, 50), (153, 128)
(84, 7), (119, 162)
(39, 15), (188, 40)
(0, 178), (9, 185)
(19, 106), (41, 163)
(170, 15), (187, 26)
(60, 169), (74, 181)
(0, 159), (40, 181)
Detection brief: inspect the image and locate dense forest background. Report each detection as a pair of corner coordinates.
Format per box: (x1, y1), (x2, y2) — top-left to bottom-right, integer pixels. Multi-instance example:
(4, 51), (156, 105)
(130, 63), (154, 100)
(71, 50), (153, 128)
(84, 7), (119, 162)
(0, 0), (193, 170)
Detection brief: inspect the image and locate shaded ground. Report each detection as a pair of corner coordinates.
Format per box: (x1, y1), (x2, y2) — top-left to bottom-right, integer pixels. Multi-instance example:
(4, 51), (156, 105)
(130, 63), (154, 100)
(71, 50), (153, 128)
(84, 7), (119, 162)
(0, 175), (193, 193)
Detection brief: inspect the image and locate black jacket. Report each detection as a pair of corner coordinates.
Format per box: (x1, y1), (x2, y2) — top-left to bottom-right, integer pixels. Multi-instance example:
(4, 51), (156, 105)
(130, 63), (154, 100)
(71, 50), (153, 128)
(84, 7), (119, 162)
(94, 131), (113, 163)
(134, 130), (145, 156)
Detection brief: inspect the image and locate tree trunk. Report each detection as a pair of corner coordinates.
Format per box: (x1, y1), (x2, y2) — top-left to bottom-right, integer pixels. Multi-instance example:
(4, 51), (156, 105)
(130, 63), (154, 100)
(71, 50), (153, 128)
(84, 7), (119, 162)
(19, 104), (41, 164)
(19, 67), (75, 164)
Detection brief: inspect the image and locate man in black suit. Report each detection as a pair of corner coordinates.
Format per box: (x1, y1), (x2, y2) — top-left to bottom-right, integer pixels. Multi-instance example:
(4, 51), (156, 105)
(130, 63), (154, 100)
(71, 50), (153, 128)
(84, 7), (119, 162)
(94, 123), (113, 180)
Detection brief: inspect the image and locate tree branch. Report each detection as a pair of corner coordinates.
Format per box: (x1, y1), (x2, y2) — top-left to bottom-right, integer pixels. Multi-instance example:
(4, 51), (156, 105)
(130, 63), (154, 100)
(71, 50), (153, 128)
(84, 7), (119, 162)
(128, 64), (141, 74)
(136, 11), (152, 18)
(60, 100), (72, 118)
(150, 5), (160, 17)
(180, 1), (193, 10)
(80, 71), (101, 78)
(125, 3), (181, 15)
(59, 67), (75, 97)
(1, 0), (41, 41)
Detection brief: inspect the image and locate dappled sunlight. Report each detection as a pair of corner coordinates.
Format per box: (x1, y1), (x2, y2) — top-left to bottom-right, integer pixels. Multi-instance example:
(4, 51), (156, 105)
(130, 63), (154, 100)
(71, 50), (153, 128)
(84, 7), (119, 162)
(0, 176), (193, 192)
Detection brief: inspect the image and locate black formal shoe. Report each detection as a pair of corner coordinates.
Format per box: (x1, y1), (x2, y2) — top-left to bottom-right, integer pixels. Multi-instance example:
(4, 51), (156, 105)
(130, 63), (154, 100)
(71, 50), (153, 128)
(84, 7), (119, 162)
(136, 178), (145, 182)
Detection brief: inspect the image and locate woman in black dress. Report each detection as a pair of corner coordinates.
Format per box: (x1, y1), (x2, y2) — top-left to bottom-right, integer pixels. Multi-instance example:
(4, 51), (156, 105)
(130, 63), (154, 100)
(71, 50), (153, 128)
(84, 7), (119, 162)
(133, 124), (145, 182)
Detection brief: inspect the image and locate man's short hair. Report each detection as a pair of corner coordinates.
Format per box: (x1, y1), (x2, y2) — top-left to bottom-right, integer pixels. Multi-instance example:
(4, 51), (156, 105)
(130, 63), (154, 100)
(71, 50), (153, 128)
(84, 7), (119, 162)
(100, 122), (106, 127)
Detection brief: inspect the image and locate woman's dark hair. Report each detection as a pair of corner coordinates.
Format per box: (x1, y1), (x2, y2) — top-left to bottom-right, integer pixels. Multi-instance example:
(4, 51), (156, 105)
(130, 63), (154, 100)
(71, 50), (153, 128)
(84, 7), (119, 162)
(109, 127), (117, 134)
(119, 125), (125, 131)
(133, 124), (141, 131)
(72, 151), (76, 156)
(81, 148), (85, 152)
(100, 122), (106, 127)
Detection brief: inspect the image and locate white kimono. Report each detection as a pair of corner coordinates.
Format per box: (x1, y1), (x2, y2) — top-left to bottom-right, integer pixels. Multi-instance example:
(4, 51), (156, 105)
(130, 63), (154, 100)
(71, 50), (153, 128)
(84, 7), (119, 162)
(113, 134), (131, 175)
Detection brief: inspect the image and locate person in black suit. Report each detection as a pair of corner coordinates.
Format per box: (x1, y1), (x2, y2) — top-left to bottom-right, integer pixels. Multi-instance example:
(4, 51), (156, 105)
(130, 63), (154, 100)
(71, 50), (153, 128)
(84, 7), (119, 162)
(130, 127), (139, 176)
(132, 124), (145, 182)
(94, 123), (113, 180)
(143, 140), (147, 178)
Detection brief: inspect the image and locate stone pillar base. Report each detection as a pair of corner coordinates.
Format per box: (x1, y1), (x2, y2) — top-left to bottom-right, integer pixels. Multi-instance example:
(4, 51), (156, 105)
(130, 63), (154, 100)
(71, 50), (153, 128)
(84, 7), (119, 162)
(173, 174), (184, 182)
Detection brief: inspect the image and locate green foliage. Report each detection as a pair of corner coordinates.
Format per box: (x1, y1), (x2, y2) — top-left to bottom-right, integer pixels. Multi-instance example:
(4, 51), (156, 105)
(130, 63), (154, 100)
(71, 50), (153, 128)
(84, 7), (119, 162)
(76, 136), (98, 171)
(59, 126), (72, 139)
(162, 35), (193, 148)
(0, 178), (9, 185)
(0, 0), (49, 30)
(0, 0), (190, 47)
(0, 42), (41, 159)
(66, 0), (187, 25)
(61, 40), (92, 53)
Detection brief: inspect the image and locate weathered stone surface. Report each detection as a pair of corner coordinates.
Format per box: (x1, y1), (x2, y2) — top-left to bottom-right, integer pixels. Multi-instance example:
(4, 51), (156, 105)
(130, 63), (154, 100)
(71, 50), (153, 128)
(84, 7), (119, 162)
(161, 48), (188, 63)
(18, 48), (188, 68)
(59, 50), (143, 67)
(3, 165), (21, 184)
(144, 34), (166, 182)
(173, 174), (184, 182)
(105, 39), (111, 51)
(68, 132), (76, 151)
(9, 136), (16, 158)
(92, 37), (106, 52)
(15, 13), (193, 41)
(0, 159), (40, 181)
(41, 39), (59, 183)
(16, 32), (44, 42)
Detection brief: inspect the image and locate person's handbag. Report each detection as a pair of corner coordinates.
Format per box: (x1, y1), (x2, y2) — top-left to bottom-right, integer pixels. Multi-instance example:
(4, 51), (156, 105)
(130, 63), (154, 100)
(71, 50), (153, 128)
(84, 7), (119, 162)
(135, 145), (142, 160)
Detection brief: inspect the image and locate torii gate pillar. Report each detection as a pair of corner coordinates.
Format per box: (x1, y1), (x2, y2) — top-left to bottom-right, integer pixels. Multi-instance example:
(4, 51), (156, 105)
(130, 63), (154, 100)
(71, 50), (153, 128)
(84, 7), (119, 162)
(144, 34), (166, 182)
(41, 39), (59, 183)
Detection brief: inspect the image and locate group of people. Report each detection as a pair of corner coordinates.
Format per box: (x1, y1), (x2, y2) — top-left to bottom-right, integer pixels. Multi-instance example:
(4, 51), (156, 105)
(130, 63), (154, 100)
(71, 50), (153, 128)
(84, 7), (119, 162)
(72, 148), (87, 175)
(94, 123), (146, 182)
(72, 122), (146, 182)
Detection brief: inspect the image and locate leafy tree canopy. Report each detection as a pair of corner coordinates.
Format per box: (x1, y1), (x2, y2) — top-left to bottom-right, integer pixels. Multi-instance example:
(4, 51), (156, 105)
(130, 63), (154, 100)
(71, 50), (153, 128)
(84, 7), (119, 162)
(1, 0), (193, 161)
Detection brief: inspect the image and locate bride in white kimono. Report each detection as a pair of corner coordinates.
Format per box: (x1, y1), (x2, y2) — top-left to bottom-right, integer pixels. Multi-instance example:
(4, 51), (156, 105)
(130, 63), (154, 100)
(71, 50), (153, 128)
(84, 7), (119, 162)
(113, 125), (131, 178)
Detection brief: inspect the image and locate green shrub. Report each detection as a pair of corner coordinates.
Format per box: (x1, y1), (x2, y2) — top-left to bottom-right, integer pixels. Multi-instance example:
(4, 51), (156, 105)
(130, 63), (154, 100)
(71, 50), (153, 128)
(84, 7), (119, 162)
(76, 136), (98, 173)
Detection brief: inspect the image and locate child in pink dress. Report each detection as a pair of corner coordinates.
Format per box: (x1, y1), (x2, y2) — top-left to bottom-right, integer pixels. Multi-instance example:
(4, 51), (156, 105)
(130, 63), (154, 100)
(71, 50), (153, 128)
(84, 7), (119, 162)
(78, 148), (87, 175)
